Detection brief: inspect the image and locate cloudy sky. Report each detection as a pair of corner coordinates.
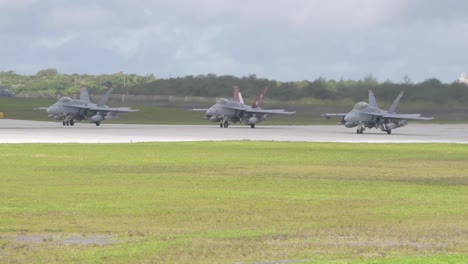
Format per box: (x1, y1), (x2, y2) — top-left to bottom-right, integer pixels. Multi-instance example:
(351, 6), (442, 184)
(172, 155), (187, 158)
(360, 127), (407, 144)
(0, 0), (466, 82)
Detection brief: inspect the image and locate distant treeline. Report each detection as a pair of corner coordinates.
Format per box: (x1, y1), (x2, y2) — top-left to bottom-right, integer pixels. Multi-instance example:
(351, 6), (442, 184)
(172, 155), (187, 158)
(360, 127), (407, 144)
(1, 69), (467, 104)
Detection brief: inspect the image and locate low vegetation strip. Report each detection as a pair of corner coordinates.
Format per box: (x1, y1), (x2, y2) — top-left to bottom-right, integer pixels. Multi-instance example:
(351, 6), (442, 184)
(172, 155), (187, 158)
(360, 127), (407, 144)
(0, 142), (467, 263)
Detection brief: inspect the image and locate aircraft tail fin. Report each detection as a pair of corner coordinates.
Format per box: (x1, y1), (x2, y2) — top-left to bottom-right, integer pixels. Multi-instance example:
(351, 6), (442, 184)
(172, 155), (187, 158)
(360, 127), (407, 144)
(368, 89), (378, 108)
(251, 87), (268, 108)
(233, 86), (244, 104)
(97, 88), (113, 106)
(80, 86), (91, 102)
(388, 91), (404, 113)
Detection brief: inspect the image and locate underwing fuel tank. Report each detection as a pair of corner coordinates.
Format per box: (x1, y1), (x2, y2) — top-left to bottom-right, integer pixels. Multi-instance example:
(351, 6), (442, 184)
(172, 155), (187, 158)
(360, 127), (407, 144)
(91, 114), (104, 122)
(248, 117), (260, 124)
(384, 122), (399, 130)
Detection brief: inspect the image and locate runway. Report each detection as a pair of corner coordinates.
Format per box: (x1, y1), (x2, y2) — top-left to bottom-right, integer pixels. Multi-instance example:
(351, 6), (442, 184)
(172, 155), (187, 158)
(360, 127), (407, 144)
(0, 119), (467, 144)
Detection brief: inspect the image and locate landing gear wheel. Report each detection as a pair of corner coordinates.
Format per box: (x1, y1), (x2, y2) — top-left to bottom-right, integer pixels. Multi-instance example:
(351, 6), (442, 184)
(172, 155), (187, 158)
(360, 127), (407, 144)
(223, 121), (229, 128)
(220, 123), (223, 128)
(66, 121), (70, 126)
(62, 121), (66, 126)
(357, 127), (364, 134)
(250, 124), (255, 128)
(70, 120), (75, 126)
(386, 130), (392, 134)
(95, 121), (101, 126)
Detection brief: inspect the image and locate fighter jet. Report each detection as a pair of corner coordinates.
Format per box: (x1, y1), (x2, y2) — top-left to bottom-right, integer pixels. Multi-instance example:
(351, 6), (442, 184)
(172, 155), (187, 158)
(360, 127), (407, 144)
(195, 86), (295, 128)
(321, 90), (433, 134)
(38, 86), (138, 126)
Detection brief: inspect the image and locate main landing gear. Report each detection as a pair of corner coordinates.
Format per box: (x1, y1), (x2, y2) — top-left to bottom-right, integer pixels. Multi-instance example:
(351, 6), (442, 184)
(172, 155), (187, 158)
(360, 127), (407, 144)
(62, 119), (75, 126)
(356, 126), (365, 134)
(220, 120), (229, 128)
(250, 124), (255, 128)
(95, 121), (101, 126)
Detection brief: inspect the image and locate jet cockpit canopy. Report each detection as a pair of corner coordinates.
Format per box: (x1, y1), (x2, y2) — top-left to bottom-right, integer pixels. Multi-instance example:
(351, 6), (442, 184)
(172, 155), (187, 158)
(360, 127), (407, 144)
(58, 97), (72, 103)
(216, 98), (229, 104)
(353, 102), (369, 111)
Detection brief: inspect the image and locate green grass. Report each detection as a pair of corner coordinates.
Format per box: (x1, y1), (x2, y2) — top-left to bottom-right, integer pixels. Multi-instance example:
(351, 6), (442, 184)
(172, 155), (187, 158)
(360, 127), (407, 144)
(0, 142), (467, 263)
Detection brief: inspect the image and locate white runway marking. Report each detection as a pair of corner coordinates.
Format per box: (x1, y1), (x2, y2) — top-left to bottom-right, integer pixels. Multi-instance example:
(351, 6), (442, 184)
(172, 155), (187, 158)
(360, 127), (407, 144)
(0, 119), (467, 144)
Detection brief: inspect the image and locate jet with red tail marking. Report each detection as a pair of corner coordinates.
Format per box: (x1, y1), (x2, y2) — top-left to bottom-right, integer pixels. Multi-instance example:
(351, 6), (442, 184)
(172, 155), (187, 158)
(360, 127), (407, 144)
(196, 86), (295, 128)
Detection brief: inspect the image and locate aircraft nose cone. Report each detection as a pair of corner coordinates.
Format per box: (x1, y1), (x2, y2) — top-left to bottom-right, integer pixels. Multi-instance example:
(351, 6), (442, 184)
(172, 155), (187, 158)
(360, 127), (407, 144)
(47, 105), (60, 115)
(344, 114), (349, 122)
(46, 106), (54, 114)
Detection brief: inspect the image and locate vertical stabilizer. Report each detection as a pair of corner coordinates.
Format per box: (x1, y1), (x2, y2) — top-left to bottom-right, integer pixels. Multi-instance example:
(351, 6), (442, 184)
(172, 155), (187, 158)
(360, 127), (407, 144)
(368, 89), (378, 108)
(388, 91), (404, 113)
(233, 86), (244, 104)
(251, 87), (268, 108)
(80, 86), (91, 102)
(97, 88), (113, 106)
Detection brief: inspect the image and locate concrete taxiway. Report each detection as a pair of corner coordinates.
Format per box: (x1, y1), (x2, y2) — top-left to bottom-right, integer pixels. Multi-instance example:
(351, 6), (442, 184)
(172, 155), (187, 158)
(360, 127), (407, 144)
(0, 119), (467, 144)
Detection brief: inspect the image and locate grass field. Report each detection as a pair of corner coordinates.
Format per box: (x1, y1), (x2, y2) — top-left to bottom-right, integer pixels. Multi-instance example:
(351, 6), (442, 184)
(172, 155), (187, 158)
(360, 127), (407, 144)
(0, 142), (467, 263)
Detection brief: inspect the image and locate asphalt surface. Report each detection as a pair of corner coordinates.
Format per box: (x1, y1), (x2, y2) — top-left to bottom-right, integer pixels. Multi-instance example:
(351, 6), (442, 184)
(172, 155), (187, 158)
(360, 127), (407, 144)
(0, 119), (467, 143)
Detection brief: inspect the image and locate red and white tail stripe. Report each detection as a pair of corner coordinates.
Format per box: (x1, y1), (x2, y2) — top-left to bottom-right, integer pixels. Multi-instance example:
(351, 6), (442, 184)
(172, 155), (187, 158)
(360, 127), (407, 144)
(251, 87), (268, 108)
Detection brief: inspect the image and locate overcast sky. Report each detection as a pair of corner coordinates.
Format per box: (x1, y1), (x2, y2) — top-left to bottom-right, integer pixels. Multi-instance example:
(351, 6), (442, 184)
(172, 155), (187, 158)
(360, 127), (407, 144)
(0, 0), (466, 82)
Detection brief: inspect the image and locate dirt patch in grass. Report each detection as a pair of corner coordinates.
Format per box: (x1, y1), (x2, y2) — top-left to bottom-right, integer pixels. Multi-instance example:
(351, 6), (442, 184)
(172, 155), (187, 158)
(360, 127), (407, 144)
(14, 234), (116, 246)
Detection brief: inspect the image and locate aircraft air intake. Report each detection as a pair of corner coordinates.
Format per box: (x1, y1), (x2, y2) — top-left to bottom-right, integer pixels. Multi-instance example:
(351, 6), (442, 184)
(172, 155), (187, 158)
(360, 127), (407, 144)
(345, 122), (358, 128)
(209, 116), (222, 122)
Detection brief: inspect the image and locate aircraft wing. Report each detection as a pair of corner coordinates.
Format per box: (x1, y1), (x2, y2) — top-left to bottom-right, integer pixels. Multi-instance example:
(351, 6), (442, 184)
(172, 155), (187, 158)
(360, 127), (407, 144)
(321, 113), (347, 119)
(34, 107), (49, 110)
(88, 106), (139, 113)
(222, 106), (295, 115)
(246, 109), (296, 115)
(382, 113), (433, 120)
(358, 112), (433, 121)
(189, 108), (209, 112)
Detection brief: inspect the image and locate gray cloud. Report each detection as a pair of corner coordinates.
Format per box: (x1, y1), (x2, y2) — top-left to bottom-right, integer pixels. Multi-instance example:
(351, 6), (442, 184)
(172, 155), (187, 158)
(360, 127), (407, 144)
(0, 0), (466, 82)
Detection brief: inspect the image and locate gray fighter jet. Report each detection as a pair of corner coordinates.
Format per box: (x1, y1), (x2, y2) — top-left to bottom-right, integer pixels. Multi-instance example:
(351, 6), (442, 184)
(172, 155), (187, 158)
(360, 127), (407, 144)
(39, 86), (138, 126)
(321, 90), (433, 134)
(195, 86), (295, 128)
